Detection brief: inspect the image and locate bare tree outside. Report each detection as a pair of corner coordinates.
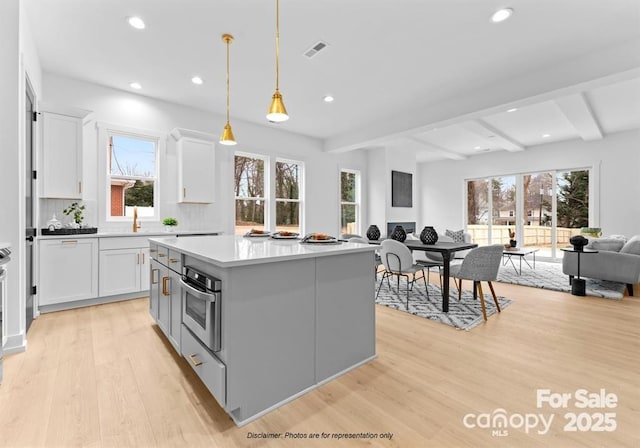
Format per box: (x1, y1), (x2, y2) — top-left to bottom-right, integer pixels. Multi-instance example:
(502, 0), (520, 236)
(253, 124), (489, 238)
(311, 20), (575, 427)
(235, 155), (265, 232)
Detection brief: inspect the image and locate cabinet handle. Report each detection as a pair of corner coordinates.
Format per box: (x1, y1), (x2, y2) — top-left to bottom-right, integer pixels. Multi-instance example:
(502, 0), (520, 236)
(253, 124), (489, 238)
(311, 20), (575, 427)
(151, 269), (159, 284)
(168, 258), (178, 264)
(142, 253), (145, 264)
(188, 354), (203, 367)
(183, 187), (187, 198)
(137, 253), (140, 265)
(150, 249), (157, 253)
(158, 253), (166, 258)
(61, 240), (78, 244)
(78, 181), (82, 194)
(162, 276), (170, 296)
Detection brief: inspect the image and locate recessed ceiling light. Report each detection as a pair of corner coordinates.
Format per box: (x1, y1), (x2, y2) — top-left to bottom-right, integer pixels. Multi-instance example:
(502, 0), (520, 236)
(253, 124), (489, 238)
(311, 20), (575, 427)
(191, 76), (204, 85)
(127, 16), (146, 30)
(491, 8), (513, 23)
(542, 133), (551, 138)
(474, 146), (482, 150)
(129, 82), (142, 90)
(507, 108), (518, 113)
(323, 95), (334, 103)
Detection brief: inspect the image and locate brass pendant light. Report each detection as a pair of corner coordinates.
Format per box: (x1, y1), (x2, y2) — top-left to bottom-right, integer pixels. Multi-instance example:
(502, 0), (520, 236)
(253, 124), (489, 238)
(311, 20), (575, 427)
(266, 0), (289, 122)
(220, 33), (237, 145)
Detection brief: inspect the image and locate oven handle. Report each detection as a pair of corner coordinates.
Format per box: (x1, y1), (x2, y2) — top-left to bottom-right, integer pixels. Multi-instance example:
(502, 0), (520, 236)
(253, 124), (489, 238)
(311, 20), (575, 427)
(179, 277), (217, 302)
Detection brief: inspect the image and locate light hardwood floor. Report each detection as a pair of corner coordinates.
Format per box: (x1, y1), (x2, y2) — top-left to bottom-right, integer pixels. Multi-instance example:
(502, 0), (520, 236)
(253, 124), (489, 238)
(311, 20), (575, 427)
(1, 279), (638, 448)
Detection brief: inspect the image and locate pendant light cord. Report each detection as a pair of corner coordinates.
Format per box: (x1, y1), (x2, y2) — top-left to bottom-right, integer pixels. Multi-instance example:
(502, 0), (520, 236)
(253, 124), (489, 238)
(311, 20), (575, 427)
(226, 37), (231, 124)
(275, 0), (280, 91)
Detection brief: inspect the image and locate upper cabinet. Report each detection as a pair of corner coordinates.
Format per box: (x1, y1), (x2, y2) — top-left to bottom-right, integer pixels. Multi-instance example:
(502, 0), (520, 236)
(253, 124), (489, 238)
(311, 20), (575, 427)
(39, 104), (92, 199)
(171, 128), (216, 203)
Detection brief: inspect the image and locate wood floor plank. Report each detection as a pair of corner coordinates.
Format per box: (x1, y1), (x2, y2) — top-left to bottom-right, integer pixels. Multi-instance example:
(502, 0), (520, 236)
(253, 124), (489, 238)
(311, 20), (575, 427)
(0, 281), (638, 447)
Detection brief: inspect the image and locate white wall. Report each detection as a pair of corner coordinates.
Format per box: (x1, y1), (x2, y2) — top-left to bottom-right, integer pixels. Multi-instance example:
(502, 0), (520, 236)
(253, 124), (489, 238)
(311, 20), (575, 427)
(40, 74), (368, 236)
(1, 0), (44, 353)
(366, 146), (419, 236)
(418, 129), (640, 238)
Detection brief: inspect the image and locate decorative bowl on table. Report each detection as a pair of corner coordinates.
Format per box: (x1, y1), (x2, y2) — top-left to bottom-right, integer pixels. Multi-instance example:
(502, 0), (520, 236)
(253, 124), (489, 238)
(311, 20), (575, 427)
(271, 231), (299, 239)
(245, 229), (271, 237)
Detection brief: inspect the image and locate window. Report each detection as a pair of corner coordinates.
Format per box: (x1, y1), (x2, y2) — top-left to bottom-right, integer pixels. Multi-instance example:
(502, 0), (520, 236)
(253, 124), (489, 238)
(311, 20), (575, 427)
(466, 168), (591, 259)
(340, 170), (360, 236)
(107, 134), (158, 219)
(234, 154), (266, 235)
(275, 160), (302, 233)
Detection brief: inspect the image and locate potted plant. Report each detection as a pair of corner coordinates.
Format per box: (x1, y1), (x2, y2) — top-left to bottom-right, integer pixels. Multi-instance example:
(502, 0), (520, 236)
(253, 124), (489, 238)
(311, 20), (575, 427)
(508, 228), (517, 248)
(162, 217), (178, 232)
(580, 227), (602, 238)
(63, 202), (85, 228)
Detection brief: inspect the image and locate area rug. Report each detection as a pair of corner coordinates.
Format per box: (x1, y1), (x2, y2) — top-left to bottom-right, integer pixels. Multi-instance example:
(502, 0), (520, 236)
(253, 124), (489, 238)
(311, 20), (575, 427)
(375, 280), (513, 331)
(496, 260), (625, 299)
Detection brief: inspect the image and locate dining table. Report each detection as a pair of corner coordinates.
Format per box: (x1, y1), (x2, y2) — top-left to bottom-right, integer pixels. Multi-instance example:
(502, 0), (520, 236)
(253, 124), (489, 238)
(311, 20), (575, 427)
(370, 239), (478, 312)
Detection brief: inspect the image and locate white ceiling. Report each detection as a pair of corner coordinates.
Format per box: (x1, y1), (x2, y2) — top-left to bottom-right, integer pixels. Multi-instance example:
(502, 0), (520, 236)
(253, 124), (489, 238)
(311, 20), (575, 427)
(23, 0), (640, 162)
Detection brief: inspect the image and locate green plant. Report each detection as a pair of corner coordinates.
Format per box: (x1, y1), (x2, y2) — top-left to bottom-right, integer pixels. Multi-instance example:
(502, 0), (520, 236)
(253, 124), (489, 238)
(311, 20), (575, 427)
(581, 227), (601, 237)
(63, 202), (85, 224)
(162, 217), (178, 227)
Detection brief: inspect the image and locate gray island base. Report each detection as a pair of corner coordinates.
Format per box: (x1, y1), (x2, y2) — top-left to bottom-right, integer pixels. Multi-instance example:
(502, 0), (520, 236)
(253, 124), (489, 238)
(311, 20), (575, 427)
(148, 235), (377, 426)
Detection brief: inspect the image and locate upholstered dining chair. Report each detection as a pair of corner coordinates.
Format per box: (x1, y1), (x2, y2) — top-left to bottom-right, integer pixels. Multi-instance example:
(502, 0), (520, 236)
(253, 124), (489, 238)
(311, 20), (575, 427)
(376, 239), (427, 308)
(448, 245), (504, 321)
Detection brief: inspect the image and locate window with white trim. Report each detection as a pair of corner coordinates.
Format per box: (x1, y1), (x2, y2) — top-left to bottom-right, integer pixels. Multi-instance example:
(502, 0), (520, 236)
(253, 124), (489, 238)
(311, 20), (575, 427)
(275, 160), (302, 233)
(340, 169), (360, 236)
(234, 154), (266, 234)
(107, 133), (158, 219)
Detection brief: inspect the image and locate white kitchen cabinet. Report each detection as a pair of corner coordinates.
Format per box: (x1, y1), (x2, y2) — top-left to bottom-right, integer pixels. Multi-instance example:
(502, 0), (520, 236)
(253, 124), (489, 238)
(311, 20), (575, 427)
(39, 238), (98, 305)
(39, 105), (92, 199)
(171, 128), (216, 203)
(99, 238), (151, 297)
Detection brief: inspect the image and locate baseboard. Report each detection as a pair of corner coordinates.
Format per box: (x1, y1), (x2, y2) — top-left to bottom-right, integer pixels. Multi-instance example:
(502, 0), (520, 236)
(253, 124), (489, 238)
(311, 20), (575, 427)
(3, 333), (27, 354)
(39, 291), (149, 313)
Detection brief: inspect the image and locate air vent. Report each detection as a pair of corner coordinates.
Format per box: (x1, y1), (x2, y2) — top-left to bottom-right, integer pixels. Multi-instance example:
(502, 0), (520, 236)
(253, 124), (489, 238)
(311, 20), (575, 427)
(303, 40), (329, 59)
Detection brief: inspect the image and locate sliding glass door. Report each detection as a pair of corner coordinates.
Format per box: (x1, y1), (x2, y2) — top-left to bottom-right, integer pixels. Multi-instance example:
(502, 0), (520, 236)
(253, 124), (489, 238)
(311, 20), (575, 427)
(466, 168), (591, 260)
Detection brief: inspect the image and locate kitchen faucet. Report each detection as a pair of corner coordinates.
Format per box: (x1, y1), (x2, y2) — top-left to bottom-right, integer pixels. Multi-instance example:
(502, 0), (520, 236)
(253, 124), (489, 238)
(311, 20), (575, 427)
(133, 207), (141, 232)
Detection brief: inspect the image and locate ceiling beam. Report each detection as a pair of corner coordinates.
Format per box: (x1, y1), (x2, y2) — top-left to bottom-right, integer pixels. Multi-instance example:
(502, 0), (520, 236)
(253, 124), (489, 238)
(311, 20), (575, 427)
(407, 136), (467, 160)
(554, 93), (603, 141)
(460, 120), (525, 152)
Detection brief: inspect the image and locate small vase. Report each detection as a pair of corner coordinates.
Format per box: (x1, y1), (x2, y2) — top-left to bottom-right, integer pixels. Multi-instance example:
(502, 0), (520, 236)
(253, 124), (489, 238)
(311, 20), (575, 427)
(390, 225), (407, 242)
(165, 226), (175, 232)
(510, 239), (517, 248)
(419, 226), (438, 245)
(366, 225), (381, 241)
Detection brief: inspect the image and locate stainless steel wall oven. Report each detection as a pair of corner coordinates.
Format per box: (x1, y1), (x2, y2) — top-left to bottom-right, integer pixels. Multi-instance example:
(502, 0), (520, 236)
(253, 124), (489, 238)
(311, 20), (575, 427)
(180, 265), (222, 352)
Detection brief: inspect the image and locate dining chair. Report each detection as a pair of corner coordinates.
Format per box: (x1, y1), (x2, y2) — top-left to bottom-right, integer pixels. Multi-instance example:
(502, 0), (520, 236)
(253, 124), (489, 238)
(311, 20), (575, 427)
(376, 239), (427, 308)
(448, 245), (504, 321)
(348, 237), (382, 278)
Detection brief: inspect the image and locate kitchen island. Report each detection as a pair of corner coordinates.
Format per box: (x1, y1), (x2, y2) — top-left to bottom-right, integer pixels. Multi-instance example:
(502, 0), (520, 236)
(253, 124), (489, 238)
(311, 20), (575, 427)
(148, 234), (377, 426)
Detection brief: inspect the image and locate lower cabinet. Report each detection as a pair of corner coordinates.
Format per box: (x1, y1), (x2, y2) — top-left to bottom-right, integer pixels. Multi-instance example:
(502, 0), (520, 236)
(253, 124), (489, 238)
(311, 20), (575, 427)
(168, 269), (182, 350)
(157, 265), (171, 334)
(39, 238), (99, 306)
(181, 323), (226, 407)
(99, 237), (150, 297)
(150, 246), (182, 352)
(149, 259), (161, 320)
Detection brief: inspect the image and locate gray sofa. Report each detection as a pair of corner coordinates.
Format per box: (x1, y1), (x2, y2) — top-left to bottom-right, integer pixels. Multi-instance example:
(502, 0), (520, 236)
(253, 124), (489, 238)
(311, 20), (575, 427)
(562, 235), (640, 296)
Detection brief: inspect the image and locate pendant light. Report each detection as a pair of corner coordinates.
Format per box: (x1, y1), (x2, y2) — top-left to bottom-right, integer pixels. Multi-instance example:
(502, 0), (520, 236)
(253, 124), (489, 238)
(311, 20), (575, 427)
(266, 0), (289, 122)
(220, 33), (237, 145)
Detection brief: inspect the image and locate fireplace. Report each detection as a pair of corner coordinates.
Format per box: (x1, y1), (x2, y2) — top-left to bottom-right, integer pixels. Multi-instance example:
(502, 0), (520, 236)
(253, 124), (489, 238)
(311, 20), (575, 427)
(386, 222), (416, 238)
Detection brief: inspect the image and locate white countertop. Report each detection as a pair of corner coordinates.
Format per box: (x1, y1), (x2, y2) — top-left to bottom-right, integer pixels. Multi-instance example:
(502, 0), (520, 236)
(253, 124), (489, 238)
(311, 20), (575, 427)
(150, 235), (377, 268)
(38, 230), (222, 240)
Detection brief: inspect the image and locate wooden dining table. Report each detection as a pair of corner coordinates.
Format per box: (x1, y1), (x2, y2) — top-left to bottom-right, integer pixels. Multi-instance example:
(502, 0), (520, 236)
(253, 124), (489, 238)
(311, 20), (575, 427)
(370, 239), (478, 312)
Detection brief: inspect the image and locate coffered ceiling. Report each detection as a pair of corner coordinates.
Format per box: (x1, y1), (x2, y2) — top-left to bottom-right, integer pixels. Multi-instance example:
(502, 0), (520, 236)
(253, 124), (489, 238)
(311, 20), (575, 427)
(23, 0), (640, 161)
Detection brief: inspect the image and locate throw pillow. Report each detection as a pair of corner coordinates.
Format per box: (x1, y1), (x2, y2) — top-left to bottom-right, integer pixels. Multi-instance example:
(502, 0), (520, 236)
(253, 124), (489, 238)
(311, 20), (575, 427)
(588, 238), (625, 252)
(445, 229), (465, 243)
(620, 236), (640, 256)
